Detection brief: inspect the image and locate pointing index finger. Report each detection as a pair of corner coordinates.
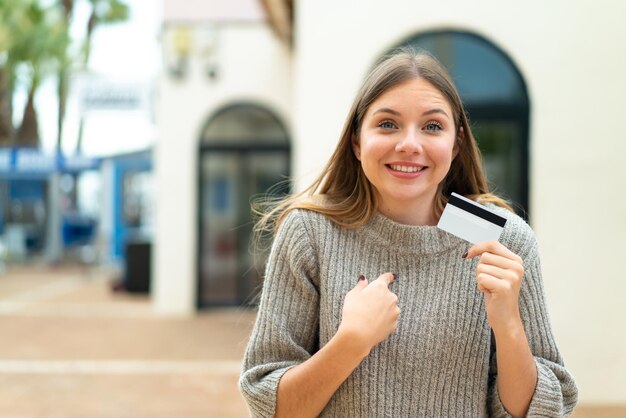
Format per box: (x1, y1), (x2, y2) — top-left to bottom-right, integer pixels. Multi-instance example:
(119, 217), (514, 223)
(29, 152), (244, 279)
(375, 272), (397, 287)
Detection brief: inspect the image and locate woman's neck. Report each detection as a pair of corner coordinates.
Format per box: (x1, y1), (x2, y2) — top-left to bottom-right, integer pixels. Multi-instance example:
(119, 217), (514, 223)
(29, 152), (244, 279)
(376, 196), (438, 226)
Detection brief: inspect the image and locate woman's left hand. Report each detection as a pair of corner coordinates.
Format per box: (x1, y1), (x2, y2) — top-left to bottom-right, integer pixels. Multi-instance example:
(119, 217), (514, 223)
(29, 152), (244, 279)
(465, 241), (525, 334)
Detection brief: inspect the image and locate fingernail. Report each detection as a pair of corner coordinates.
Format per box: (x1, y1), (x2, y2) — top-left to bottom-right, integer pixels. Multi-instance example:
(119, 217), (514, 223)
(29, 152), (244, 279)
(392, 273), (398, 281)
(357, 273), (366, 283)
(462, 250), (468, 259)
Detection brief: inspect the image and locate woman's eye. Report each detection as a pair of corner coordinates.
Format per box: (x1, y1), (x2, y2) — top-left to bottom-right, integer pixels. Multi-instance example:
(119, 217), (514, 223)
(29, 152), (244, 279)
(424, 121), (443, 131)
(378, 120), (397, 130)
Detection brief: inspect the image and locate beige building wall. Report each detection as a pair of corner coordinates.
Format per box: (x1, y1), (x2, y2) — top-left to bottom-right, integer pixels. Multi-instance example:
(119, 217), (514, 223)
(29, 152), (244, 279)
(155, 0), (625, 405)
(154, 22), (292, 315)
(293, 0), (626, 404)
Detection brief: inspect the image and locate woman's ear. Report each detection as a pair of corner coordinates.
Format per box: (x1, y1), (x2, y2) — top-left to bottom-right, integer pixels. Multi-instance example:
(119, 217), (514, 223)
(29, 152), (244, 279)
(453, 126), (464, 159)
(352, 134), (361, 161)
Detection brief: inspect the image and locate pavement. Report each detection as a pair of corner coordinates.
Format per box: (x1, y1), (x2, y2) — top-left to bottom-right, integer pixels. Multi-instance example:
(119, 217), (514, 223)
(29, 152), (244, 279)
(0, 264), (256, 418)
(0, 264), (623, 418)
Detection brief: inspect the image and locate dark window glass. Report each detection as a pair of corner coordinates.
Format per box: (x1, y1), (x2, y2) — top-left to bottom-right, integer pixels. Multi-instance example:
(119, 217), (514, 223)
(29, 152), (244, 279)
(396, 31), (530, 214)
(198, 104), (290, 307)
(201, 105), (289, 145)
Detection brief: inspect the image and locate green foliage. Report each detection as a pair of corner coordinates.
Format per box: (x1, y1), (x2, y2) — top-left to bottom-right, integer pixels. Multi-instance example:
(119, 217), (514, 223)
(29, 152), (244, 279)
(10, 1), (70, 88)
(89, 0), (130, 24)
(0, 0), (130, 147)
(83, 0), (130, 63)
(0, 0), (129, 78)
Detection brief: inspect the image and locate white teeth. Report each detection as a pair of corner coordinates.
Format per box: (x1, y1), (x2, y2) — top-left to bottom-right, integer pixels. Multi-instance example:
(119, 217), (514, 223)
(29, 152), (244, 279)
(389, 164), (424, 173)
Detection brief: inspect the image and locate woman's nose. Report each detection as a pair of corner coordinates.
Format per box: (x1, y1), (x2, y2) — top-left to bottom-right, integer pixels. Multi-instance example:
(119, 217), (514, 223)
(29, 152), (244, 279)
(395, 131), (424, 154)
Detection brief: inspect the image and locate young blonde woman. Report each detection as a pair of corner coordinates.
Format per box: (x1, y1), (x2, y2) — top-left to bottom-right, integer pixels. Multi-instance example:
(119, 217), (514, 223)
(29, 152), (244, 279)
(239, 50), (578, 418)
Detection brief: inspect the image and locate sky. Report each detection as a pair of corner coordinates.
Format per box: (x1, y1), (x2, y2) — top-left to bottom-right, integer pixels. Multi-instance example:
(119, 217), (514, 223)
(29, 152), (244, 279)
(18, 0), (163, 156)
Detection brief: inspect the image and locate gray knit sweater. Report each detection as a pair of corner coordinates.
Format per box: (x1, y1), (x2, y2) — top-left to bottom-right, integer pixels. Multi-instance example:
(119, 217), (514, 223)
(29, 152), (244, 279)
(239, 206), (578, 417)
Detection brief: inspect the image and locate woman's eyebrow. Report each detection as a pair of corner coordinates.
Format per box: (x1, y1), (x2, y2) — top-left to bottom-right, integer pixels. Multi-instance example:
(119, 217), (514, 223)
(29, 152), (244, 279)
(371, 107), (449, 119)
(372, 107), (401, 117)
(422, 108), (450, 119)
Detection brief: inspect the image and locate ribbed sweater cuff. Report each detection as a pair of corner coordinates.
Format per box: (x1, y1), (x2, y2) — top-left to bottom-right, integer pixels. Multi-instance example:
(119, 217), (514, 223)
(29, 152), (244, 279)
(526, 358), (571, 417)
(240, 364), (297, 418)
(489, 358), (568, 417)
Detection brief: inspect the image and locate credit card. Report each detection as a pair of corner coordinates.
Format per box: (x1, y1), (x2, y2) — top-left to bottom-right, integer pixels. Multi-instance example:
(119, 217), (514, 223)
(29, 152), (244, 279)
(437, 192), (507, 244)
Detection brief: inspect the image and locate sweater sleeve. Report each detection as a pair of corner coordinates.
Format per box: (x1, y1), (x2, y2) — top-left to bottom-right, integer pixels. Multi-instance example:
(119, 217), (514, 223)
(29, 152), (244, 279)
(488, 223), (578, 417)
(239, 210), (320, 418)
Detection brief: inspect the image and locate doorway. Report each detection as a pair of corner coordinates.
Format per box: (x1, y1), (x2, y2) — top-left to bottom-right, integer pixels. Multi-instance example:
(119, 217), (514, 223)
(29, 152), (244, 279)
(198, 104), (290, 307)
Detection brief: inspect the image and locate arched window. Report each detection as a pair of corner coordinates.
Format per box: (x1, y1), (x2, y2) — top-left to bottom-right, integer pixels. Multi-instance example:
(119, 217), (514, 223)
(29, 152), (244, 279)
(393, 31), (530, 215)
(201, 105), (290, 144)
(198, 103), (290, 307)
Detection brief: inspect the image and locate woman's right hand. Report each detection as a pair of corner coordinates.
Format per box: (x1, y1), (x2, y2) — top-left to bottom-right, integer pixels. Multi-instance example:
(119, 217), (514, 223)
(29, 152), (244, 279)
(337, 273), (400, 356)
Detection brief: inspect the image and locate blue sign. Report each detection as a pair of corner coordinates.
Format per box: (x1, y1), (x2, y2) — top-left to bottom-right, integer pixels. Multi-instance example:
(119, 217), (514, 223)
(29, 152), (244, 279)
(0, 149), (12, 172)
(61, 154), (101, 172)
(14, 149), (57, 174)
(0, 148), (100, 177)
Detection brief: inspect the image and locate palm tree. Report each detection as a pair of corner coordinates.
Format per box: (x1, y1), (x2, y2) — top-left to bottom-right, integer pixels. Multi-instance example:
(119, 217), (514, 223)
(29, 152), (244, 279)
(14, 2), (69, 148)
(2, 0), (129, 151)
(0, 67), (13, 147)
(0, 0), (27, 147)
(0, 0), (69, 148)
(55, 0), (74, 152)
(55, 0), (129, 153)
(84, 0), (130, 63)
(76, 0), (129, 152)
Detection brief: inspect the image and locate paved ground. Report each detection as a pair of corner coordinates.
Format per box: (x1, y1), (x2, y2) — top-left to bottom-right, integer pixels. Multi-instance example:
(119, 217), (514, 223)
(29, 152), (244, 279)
(0, 264), (623, 417)
(0, 264), (256, 418)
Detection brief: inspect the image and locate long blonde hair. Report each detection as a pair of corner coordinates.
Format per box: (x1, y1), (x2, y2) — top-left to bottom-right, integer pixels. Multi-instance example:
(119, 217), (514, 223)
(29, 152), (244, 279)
(254, 49), (512, 236)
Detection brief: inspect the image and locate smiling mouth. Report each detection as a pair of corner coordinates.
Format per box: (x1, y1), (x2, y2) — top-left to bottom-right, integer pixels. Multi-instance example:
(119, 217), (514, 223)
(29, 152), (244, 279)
(387, 164), (427, 173)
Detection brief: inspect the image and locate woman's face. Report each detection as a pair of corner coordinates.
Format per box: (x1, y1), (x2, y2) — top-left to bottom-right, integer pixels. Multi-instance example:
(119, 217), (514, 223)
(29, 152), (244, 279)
(354, 77), (458, 220)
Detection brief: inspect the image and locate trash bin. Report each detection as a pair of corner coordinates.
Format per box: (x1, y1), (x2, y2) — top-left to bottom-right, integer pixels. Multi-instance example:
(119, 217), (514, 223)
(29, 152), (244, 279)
(124, 240), (151, 293)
